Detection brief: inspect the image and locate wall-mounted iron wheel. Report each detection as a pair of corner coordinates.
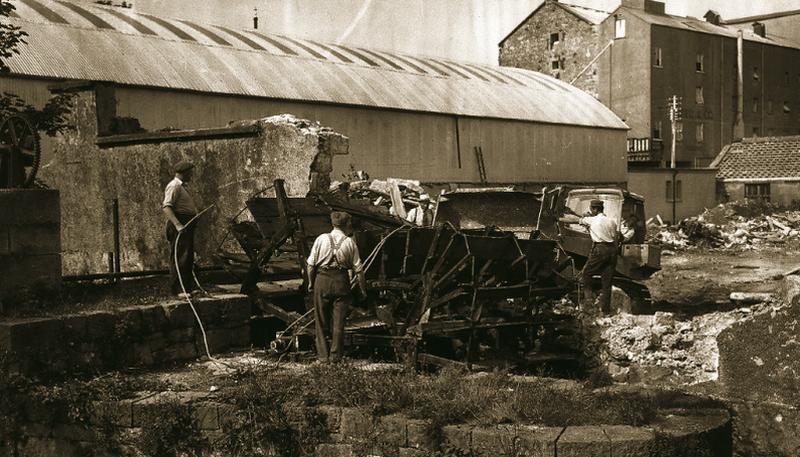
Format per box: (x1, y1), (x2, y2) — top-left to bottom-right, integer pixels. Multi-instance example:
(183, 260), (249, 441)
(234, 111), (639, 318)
(0, 115), (41, 188)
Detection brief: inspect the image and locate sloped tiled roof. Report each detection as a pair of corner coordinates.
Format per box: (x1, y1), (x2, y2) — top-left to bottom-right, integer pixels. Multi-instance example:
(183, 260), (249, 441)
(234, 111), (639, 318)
(2, 0), (628, 129)
(620, 6), (800, 49)
(713, 136), (800, 181)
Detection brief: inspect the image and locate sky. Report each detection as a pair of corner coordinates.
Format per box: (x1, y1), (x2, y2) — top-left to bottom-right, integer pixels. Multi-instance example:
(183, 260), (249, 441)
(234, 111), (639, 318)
(77, 0), (800, 64)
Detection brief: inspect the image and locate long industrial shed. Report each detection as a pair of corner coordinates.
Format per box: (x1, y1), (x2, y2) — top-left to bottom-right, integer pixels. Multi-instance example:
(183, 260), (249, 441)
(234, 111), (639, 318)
(1, 0), (628, 185)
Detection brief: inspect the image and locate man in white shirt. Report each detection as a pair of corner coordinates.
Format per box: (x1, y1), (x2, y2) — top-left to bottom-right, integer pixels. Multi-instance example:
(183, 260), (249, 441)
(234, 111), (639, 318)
(163, 161), (199, 297)
(406, 194), (434, 226)
(306, 211), (367, 362)
(561, 199), (619, 314)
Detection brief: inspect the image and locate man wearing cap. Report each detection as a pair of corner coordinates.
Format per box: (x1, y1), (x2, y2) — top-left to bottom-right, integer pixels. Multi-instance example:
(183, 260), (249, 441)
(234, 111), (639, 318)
(163, 160), (199, 297)
(561, 199), (619, 314)
(406, 194), (434, 226)
(306, 211), (367, 362)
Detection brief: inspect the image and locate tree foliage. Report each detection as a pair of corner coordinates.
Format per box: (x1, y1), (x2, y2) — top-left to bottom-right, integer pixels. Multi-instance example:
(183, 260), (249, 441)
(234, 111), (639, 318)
(0, 0), (74, 136)
(0, 0), (28, 74)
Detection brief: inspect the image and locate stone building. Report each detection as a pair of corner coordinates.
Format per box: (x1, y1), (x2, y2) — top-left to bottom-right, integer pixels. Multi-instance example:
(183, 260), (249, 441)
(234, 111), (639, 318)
(712, 136), (800, 207)
(498, 0), (609, 97)
(500, 0), (800, 170)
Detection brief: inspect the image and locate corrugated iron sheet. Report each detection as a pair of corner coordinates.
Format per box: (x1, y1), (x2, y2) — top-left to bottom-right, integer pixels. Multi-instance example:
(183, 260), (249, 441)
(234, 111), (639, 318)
(5, 0), (628, 129)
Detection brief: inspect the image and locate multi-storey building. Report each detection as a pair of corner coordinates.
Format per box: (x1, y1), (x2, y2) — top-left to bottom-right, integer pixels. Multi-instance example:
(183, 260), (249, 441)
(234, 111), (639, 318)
(500, 0), (800, 169)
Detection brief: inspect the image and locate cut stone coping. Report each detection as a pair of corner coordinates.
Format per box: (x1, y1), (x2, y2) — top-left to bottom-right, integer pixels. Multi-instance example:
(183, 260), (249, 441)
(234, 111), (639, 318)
(0, 293), (251, 377)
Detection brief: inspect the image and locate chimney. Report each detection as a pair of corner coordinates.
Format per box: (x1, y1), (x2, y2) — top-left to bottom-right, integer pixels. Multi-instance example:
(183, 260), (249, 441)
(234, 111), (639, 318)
(644, 0), (665, 14)
(752, 22), (766, 37)
(253, 7), (259, 30)
(622, 0), (665, 14)
(704, 10), (721, 25)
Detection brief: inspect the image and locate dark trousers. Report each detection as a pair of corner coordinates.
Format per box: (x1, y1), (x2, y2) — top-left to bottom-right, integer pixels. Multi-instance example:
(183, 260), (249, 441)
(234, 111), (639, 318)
(581, 243), (618, 313)
(166, 213), (196, 295)
(313, 269), (351, 361)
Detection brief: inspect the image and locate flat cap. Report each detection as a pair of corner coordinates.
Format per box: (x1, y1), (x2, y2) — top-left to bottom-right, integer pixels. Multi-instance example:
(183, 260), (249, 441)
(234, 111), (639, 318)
(330, 211), (352, 228)
(589, 199), (604, 208)
(174, 160), (194, 173)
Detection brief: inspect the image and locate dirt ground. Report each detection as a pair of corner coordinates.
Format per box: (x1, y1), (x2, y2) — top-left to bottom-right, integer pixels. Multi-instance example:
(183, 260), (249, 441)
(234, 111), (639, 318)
(645, 244), (800, 314)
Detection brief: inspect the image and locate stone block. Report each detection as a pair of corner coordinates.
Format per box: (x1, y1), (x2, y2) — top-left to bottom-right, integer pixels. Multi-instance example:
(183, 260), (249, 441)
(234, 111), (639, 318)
(778, 275), (800, 306)
(157, 341), (199, 363)
(61, 314), (88, 342)
(193, 298), (225, 323)
(603, 425), (654, 457)
(375, 414), (408, 448)
(515, 425), (560, 457)
(84, 311), (119, 341)
(729, 401), (800, 457)
(200, 326), (249, 353)
(652, 409), (731, 457)
(0, 253), (61, 293)
(90, 400), (133, 427)
(139, 305), (170, 333)
(193, 402), (220, 430)
(165, 327), (195, 343)
(162, 302), (196, 328)
(340, 407), (374, 439)
(315, 443), (354, 457)
(8, 224), (60, 255)
(556, 426), (610, 457)
(440, 425), (471, 451)
(0, 189), (61, 225)
(406, 419), (435, 450)
(470, 425), (518, 456)
(319, 405), (343, 433)
(0, 317), (64, 352)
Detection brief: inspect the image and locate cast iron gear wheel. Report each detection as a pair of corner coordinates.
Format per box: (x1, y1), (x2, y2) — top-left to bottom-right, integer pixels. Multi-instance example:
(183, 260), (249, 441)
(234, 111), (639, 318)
(0, 115), (41, 188)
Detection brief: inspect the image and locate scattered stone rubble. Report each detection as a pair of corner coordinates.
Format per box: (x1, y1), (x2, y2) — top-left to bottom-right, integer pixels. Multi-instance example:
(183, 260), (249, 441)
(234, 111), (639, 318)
(593, 300), (789, 386)
(650, 200), (800, 250)
(329, 172), (428, 217)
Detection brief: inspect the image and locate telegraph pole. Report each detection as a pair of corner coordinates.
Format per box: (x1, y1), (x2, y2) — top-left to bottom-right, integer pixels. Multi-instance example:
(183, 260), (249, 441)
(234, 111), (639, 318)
(667, 95), (682, 224)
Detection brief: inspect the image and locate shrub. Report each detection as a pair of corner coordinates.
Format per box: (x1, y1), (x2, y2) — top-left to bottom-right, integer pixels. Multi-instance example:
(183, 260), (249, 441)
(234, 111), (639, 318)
(136, 398), (207, 457)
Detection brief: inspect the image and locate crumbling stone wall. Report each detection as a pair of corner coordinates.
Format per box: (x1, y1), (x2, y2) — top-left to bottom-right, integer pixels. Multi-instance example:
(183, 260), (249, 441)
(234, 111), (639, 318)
(40, 89), (348, 275)
(499, 0), (601, 97)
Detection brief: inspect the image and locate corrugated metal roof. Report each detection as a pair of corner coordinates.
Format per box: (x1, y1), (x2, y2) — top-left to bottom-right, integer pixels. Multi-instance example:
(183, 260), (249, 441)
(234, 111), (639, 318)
(3, 0), (628, 129)
(621, 6), (800, 49)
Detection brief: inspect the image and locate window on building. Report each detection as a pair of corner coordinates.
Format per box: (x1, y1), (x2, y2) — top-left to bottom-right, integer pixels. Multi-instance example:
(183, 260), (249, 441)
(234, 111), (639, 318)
(615, 16), (626, 38)
(653, 121), (662, 139)
(551, 59), (562, 70)
(695, 53), (704, 72)
(745, 183), (770, 202)
(784, 101), (791, 113)
(753, 66), (759, 80)
(653, 47), (662, 67)
(666, 180), (683, 202)
(695, 86), (704, 105)
(549, 32), (563, 50)
(696, 123), (704, 143)
(753, 98), (759, 113)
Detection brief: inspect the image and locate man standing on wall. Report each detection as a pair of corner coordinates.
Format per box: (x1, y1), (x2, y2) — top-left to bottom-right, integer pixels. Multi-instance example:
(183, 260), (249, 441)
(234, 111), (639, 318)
(306, 212), (367, 362)
(561, 199), (619, 314)
(163, 160), (199, 298)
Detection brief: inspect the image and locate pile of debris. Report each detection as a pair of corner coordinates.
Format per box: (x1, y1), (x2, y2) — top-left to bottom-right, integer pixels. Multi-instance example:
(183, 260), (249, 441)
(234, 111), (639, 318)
(329, 171), (429, 219)
(648, 200), (800, 250)
(595, 308), (755, 385)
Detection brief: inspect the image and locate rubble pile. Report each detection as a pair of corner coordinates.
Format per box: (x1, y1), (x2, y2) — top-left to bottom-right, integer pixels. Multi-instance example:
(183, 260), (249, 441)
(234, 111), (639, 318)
(649, 200), (800, 250)
(329, 171), (428, 217)
(596, 308), (755, 385)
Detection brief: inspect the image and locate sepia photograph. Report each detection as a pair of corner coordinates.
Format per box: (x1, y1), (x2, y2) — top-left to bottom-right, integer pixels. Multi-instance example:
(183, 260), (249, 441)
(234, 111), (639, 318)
(0, 0), (798, 455)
